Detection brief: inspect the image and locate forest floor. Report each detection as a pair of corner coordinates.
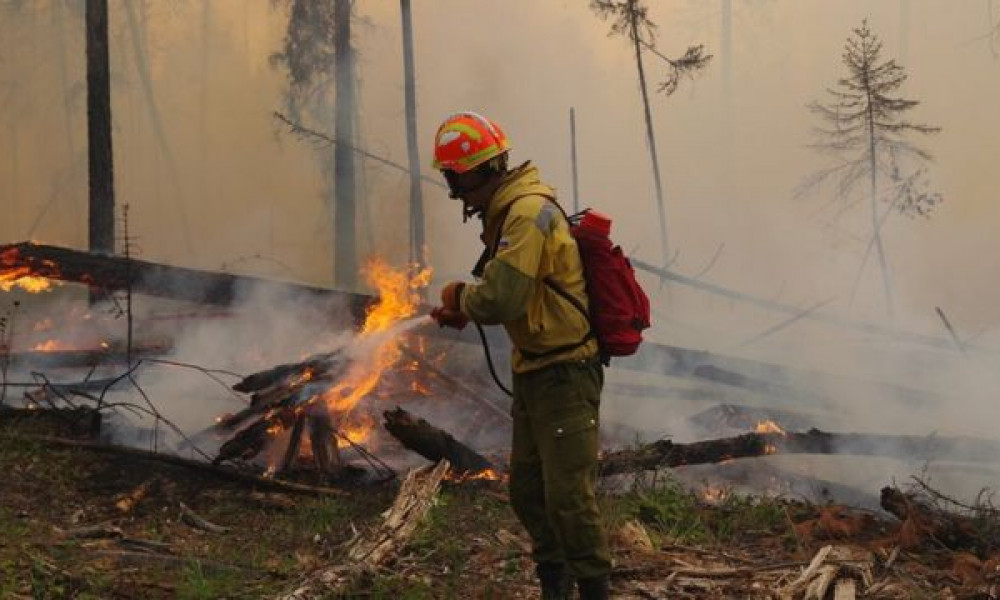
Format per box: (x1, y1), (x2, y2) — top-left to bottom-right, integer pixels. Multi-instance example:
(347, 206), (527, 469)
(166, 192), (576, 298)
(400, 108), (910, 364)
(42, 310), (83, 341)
(1, 414), (995, 599)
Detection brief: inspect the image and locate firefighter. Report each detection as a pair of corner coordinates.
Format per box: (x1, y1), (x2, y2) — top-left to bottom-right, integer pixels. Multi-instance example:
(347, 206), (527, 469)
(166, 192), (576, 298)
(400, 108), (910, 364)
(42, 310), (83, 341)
(429, 112), (611, 600)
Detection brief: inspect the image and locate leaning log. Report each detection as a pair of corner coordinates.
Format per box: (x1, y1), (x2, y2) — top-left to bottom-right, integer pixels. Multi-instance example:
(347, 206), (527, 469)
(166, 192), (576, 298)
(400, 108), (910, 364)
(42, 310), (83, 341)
(279, 460), (450, 600)
(0, 241), (372, 314)
(599, 428), (1000, 476)
(383, 407), (493, 475)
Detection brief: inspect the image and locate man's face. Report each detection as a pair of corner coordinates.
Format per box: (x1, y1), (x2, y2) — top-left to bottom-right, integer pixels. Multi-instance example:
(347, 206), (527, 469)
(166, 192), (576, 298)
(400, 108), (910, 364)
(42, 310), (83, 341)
(442, 167), (495, 212)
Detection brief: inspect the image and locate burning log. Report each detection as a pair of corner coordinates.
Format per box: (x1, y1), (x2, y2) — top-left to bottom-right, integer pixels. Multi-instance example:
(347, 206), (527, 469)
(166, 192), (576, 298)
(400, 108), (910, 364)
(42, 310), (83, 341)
(382, 407), (493, 475)
(279, 460), (450, 599)
(232, 352), (344, 395)
(308, 412), (341, 474)
(599, 428), (1000, 477)
(6, 341), (173, 369)
(0, 242), (373, 314)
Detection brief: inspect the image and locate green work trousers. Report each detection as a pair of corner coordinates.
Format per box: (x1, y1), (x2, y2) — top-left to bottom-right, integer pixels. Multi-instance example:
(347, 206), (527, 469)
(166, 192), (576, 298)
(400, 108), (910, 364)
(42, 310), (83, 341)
(509, 358), (611, 580)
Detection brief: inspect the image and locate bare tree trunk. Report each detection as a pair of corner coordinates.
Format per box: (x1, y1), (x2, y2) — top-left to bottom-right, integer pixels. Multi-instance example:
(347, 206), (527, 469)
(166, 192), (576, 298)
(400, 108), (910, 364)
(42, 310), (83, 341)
(628, 0), (669, 268)
(865, 79), (894, 319)
(570, 107), (580, 214)
(333, 0), (358, 290)
(400, 0), (425, 270)
(86, 0), (115, 256)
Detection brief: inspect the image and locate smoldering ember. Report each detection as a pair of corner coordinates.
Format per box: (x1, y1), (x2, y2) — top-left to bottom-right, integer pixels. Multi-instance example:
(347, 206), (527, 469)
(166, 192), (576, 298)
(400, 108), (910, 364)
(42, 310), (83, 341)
(3, 2), (1000, 599)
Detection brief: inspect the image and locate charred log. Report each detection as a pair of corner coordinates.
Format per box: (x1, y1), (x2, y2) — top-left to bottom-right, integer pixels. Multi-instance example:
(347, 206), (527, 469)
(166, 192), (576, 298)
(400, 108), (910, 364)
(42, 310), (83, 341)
(383, 407), (493, 475)
(599, 428), (1000, 476)
(6, 342), (171, 370)
(0, 242), (373, 316)
(308, 411), (341, 474)
(232, 352), (344, 394)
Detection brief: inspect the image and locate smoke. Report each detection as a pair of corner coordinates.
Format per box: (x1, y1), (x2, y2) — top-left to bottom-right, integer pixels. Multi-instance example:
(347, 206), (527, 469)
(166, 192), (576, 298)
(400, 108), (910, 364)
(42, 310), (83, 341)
(3, 1), (1000, 500)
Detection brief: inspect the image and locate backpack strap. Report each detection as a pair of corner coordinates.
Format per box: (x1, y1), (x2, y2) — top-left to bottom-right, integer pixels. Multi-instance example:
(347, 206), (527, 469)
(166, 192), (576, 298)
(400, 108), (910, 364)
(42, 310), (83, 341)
(471, 195), (597, 362)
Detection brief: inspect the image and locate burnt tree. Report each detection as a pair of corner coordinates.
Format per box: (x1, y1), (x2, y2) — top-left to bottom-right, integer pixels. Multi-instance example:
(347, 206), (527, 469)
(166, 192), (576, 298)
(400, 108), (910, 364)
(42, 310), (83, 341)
(86, 0), (115, 256)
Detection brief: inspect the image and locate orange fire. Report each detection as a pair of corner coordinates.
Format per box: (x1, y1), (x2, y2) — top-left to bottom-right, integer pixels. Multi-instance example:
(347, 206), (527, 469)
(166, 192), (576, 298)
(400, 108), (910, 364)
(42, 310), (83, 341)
(447, 468), (505, 483)
(318, 258), (432, 420)
(32, 339), (74, 352)
(702, 485), (727, 503)
(0, 248), (60, 293)
(754, 419), (785, 434)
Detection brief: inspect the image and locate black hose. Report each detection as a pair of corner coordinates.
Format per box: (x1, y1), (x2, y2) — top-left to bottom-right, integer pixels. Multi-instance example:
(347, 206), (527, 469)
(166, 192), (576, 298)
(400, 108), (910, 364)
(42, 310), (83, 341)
(474, 322), (513, 397)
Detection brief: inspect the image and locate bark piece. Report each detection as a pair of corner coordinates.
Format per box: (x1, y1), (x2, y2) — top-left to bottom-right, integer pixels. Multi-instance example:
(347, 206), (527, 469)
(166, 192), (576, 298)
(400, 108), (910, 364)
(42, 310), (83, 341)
(382, 407), (493, 475)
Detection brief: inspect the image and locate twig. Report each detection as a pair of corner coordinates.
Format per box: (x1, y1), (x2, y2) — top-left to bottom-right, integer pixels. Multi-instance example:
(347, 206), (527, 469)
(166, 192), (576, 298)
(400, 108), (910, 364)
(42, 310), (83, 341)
(690, 243), (726, 279)
(179, 502), (230, 534)
(274, 112), (446, 190)
(142, 358), (246, 401)
(934, 307), (968, 357)
(332, 428), (396, 481)
(660, 542), (754, 565)
(910, 475), (996, 515)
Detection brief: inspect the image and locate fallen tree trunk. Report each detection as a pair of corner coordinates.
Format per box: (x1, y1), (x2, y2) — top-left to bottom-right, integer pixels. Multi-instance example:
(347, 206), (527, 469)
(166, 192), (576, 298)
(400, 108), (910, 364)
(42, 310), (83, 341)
(280, 460), (450, 599)
(383, 407), (493, 475)
(0, 241), (373, 312)
(599, 428), (1000, 476)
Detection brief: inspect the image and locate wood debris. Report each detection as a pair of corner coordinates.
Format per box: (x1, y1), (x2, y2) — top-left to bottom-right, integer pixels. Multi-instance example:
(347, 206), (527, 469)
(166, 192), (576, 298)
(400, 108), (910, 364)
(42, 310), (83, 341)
(279, 460), (450, 599)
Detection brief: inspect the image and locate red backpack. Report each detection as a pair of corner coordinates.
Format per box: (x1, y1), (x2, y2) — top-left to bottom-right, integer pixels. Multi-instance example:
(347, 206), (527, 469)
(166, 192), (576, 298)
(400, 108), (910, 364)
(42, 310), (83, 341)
(568, 209), (651, 358)
(475, 198), (651, 363)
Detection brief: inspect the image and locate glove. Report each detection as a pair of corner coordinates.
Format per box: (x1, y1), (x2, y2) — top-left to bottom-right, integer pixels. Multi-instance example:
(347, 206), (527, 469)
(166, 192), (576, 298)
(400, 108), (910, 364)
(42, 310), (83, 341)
(440, 281), (466, 312)
(431, 307), (469, 330)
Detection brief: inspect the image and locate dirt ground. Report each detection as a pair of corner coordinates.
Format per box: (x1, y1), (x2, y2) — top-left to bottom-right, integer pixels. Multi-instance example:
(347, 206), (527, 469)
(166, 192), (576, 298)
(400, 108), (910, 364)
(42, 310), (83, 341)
(1, 415), (994, 599)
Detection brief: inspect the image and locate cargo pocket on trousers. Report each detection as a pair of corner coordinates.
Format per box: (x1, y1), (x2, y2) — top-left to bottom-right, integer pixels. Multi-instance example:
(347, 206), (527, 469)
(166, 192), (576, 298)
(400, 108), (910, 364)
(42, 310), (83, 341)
(550, 412), (599, 474)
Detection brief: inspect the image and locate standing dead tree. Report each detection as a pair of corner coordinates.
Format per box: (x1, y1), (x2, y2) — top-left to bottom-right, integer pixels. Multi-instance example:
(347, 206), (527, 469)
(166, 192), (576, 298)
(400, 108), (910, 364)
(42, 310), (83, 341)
(590, 0), (711, 271)
(804, 20), (941, 318)
(271, 0), (359, 290)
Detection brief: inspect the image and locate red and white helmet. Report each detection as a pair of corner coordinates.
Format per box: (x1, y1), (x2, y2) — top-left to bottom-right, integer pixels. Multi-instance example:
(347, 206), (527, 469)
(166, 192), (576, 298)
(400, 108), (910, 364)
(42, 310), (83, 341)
(431, 112), (511, 173)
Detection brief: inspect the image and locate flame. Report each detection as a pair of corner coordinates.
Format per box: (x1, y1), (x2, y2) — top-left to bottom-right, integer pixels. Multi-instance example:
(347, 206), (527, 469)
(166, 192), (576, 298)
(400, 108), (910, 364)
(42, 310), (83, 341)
(318, 258), (431, 417)
(764, 444), (778, 455)
(0, 248), (61, 293)
(755, 419), (785, 434)
(447, 468), (505, 483)
(702, 485), (727, 503)
(0, 272), (56, 293)
(32, 339), (73, 352)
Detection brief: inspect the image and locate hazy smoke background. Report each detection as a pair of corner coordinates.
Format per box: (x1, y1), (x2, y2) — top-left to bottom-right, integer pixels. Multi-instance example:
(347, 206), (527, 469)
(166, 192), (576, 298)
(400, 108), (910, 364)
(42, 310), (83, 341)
(2, 0), (1000, 485)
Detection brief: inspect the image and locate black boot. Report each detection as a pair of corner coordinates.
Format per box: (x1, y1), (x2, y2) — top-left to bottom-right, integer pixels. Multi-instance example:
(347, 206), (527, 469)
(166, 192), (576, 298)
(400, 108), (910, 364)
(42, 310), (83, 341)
(577, 575), (610, 600)
(536, 562), (571, 600)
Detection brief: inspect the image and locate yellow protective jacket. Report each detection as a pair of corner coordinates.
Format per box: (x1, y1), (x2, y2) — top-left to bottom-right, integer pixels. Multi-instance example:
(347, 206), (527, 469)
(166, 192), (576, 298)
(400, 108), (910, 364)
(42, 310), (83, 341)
(458, 162), (598, 373)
